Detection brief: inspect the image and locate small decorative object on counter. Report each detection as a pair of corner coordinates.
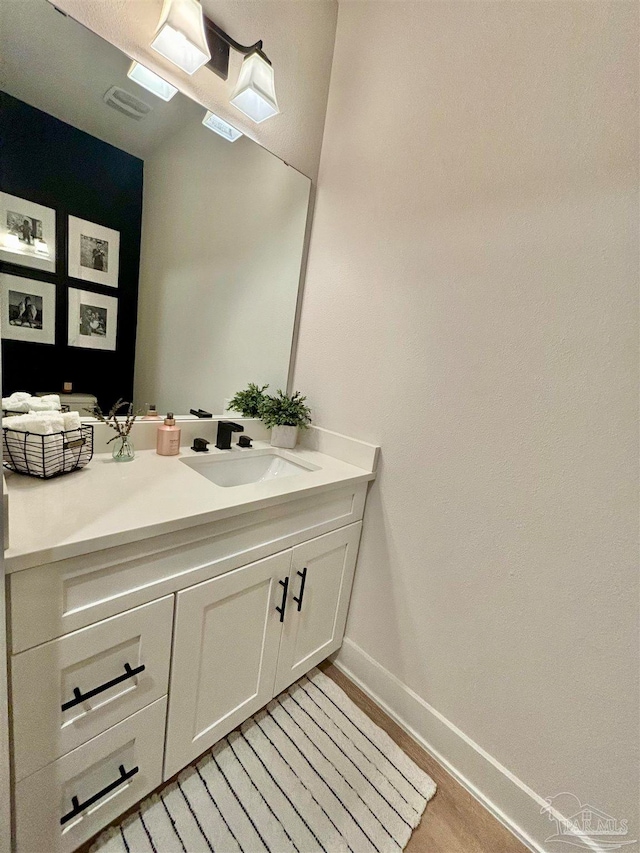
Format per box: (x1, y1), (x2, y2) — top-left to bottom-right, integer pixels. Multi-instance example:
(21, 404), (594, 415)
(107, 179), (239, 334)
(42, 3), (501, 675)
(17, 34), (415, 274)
(89, 398), (138, 463)
(228, 383), (269, 418)
(112, 435), (135, 462)
(260, 390), (312, 449)
(157, 413), (181, 456)
(141, 403), (162, 420)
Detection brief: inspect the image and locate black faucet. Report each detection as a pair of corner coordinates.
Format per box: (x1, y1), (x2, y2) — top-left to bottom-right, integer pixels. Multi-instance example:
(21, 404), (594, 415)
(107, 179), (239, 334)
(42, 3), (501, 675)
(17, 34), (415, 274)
(215, 420), (244, 450)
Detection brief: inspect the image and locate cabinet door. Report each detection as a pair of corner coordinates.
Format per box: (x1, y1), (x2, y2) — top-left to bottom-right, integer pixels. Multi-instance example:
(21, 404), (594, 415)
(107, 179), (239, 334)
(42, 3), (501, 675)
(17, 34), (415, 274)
(274, 522), (362, 695)
(164, 550), (291, 779)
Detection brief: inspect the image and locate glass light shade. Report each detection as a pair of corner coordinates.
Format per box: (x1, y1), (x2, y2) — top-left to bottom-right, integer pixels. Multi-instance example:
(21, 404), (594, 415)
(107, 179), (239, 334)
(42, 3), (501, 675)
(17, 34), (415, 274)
(202, 111), (243, 142)
(230, 52), (279, 123)
(127, 61), (178, 101)
(151, 0), (211, 75)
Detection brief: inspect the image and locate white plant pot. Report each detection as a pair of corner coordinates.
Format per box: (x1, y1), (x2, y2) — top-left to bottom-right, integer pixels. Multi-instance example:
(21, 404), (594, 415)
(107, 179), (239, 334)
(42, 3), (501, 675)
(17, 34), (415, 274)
(270, 425), (298, 449)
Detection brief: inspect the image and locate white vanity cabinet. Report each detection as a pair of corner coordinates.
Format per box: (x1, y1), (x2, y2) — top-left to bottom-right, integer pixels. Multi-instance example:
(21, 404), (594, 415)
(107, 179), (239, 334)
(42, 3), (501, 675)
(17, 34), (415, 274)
(164, 550), (291, 777)
(164, 523), (361, 778)
(273, 524), (362, 694)
(6, 482), (368, 853)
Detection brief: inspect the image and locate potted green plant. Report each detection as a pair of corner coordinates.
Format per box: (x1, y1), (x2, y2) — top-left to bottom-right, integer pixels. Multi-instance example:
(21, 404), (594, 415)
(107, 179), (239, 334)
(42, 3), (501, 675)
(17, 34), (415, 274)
(227, 383), (269, 418)
(260, 390), (312, 448)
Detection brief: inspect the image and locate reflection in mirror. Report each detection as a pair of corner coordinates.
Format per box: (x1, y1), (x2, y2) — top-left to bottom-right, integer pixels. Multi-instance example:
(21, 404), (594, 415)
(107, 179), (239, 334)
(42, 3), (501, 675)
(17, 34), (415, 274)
(0, 0), (311, 416)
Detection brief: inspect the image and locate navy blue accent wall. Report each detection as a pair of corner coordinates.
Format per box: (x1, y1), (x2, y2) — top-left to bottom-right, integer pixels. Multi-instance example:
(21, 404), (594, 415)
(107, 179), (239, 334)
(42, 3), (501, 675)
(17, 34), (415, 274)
(0, 92), (143, 411)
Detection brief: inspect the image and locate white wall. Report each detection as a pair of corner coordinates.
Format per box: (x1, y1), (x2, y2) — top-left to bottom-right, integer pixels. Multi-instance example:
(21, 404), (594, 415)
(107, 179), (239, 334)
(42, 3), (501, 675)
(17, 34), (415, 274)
(294, 2), (639, 849)
(50, 0), (338, 180)
(134, 121), (310, 415)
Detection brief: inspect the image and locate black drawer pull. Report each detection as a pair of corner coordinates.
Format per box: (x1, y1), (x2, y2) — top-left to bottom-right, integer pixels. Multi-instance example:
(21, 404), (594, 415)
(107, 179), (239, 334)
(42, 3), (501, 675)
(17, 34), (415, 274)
(60, 764), (139, 825)
(61, 663), (146, 712)
(275, 577), (289, 622)
(292, 567), (308, 612)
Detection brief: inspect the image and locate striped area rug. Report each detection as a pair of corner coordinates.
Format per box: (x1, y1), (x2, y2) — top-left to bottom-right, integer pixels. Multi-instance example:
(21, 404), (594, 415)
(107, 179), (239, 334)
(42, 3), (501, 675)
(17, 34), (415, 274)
(93, 668), (436, 852)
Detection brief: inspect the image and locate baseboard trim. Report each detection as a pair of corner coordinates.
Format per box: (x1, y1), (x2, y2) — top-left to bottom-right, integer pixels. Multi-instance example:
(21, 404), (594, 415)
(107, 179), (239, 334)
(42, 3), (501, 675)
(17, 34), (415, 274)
(332, 638), (606, 853)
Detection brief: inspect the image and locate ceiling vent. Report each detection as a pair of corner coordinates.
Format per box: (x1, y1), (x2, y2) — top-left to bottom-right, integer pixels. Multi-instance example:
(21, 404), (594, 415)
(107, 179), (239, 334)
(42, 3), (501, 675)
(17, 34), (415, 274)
(103, 86), (152, 120)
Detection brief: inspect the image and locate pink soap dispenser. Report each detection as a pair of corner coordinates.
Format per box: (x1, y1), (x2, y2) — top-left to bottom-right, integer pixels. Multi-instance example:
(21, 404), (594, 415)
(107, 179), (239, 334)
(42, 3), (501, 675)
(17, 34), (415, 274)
(156, 413), (181, 456)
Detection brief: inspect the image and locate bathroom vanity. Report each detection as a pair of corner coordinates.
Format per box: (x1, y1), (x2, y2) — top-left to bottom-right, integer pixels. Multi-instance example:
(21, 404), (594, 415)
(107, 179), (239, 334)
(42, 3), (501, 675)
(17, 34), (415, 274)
(4, 426), (378, 852)
(0, 4), (377, 850)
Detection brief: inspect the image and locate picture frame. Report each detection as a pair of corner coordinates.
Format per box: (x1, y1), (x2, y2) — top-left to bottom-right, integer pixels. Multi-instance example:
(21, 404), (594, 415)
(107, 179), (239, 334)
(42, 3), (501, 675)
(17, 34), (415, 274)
(68, 216), (120, 288)
(0, 193), (56, 273)
(68, 288), (118, 351)
(0, 273), (56, 345)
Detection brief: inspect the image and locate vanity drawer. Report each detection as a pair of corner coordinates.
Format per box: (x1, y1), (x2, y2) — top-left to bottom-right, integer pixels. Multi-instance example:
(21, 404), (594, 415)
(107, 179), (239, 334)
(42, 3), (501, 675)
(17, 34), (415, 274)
(12, 596), (173, 781)
(10, 483), (366, 652)
(15, 696), (166, 853)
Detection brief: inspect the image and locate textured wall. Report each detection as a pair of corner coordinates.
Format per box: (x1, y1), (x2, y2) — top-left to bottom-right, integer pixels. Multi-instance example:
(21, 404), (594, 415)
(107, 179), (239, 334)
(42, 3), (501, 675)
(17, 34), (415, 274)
(294, 1), (639, 847)
(50, 0), (337, 180)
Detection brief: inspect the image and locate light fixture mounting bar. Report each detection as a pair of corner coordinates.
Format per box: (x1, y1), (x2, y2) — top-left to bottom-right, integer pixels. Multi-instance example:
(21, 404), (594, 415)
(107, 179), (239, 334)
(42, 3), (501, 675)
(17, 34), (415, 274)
(204, 18), (270, 80)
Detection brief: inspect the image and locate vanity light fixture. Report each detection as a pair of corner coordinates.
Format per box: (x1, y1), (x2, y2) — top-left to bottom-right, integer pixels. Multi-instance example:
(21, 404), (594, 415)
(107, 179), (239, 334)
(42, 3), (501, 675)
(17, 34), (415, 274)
(202, 111), (243, 142)
(202, 19), (279, 123)
(229, 51), (279, 123)
(127, 61), (178, 101)
(149, 2), (279, 121)
(151, 0), (211, 75)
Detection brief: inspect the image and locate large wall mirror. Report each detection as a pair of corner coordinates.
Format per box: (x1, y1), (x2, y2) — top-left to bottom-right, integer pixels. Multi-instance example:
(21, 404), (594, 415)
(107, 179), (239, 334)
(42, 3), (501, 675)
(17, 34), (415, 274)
(0, 0), (311, 415)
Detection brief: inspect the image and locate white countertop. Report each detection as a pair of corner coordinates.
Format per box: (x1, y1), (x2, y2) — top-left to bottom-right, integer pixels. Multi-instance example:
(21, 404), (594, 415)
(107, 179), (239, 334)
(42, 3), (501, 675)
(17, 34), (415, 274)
(4, 441), (376, 573)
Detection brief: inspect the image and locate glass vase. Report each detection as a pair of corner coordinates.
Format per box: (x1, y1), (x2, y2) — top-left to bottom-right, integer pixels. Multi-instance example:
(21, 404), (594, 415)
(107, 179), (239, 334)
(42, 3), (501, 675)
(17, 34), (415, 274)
(112, 436), (135, 462)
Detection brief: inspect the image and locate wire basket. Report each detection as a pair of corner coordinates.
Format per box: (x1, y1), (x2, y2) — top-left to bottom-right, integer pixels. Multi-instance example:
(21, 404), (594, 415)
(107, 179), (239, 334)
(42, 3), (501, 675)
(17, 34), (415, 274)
(3, 424), (94, 479)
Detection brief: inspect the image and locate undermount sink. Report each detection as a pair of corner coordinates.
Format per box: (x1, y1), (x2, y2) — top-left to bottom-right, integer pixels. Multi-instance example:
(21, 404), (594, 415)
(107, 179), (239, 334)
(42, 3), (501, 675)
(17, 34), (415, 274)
(181, 448), (319, 488)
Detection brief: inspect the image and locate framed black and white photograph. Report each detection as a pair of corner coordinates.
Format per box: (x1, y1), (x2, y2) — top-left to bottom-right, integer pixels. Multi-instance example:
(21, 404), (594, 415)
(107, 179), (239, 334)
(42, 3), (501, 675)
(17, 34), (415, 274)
(0, 273), (56, 345)
(0, 193), (56, 272)
(68, 288), (118, 351)
(68, 216), (120, 288)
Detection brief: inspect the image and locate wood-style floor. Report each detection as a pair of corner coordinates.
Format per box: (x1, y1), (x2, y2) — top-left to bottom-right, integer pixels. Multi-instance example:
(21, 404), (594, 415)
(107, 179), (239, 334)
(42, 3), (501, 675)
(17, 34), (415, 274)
(320, 662), (530, 853)
(80, 663), (530, 853)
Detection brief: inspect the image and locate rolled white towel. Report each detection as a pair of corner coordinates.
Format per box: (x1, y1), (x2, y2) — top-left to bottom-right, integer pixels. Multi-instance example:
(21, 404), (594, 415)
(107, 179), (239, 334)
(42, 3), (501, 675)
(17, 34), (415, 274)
(62, 411), (82, 431)
(8, 392), (31, 403)
(4, 414), (63, 434)
(34, 411), (69, 431)
(27, 398), (61, 412)
(39, 394), (61, 404)
(33, 410), (62, 418)
(3, 400), (29, 413)
(3, 415), (41, 432)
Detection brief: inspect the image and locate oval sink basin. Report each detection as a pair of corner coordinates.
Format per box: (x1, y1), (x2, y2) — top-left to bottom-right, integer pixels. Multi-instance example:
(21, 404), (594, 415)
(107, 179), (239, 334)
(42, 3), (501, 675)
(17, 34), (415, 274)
(181, 449), (318, 488)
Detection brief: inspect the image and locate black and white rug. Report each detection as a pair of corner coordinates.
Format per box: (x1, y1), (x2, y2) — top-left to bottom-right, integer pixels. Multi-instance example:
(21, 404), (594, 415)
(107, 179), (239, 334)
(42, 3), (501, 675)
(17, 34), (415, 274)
(94, 668), (436, 852)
